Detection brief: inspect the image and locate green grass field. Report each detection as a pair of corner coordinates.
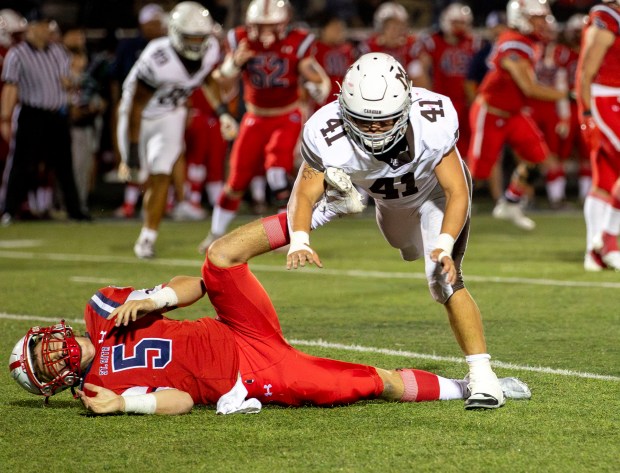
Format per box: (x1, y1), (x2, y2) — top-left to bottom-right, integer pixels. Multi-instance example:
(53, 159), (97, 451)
(0, 208), (618, 472)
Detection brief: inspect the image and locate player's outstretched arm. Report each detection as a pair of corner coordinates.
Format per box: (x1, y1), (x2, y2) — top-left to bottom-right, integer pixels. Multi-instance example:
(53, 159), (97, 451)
(286, 163), (325, 270)
(108, 276), (206, 326)
(77, 383), (194, 415)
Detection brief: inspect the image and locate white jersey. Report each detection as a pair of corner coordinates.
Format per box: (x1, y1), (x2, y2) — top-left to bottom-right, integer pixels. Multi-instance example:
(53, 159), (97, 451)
(301, 88), (460, 209)
(119, 36), (220, 119)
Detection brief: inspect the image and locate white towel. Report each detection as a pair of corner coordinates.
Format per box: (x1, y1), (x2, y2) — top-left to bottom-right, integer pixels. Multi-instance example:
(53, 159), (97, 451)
(216, 375), (262, 415)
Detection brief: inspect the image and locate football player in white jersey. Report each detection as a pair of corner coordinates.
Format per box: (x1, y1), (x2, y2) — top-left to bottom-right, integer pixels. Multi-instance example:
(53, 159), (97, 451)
(286, 53), (505, 409)
(117, 1), (238, 259)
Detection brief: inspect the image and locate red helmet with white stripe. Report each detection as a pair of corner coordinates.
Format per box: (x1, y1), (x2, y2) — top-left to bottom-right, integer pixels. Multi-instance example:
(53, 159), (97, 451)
(246, 0), (291, 47)
(9, 320), (83, 398)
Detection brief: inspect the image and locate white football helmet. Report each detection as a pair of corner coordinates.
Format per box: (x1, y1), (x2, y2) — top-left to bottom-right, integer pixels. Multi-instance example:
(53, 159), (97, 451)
(373, 2), (409, 31)
(440, 3), (473, 36)
(9, 320), (83, 398)
(246, 0), (291, 46)
(0, 9), (27, 47)
(507, 0), (551, 35)
(168, 1), (215, 60)
(339, 52), (412, 154)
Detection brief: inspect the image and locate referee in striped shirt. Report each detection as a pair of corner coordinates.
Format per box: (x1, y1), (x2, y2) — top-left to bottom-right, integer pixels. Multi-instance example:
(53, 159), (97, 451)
(0, 13), (88, 224)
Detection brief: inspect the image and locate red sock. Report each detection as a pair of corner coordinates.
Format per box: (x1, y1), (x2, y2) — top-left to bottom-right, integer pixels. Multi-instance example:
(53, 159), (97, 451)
(217, 193), (242, 212)
(398, 369), (440, 402)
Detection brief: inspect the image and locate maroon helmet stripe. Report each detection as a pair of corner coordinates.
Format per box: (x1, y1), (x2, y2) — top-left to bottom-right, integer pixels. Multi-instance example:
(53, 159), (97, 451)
(9, 360), (21, 371)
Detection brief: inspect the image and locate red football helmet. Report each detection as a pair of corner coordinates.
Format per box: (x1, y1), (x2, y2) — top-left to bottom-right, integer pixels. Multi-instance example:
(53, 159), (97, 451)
(9, 320), (83, 398)
(245, 0), (291, 47)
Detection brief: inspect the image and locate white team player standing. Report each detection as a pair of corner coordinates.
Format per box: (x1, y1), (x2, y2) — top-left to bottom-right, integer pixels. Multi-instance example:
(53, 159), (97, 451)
(117, 1), (237, 258)
(287, 52), (505, 409)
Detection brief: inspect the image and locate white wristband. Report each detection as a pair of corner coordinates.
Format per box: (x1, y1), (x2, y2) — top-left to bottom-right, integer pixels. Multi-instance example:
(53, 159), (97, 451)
(435, 233), (455, 255)
(288, 231), (312, 254)
(220, 56), (240, 78)
(149, 286), (178, 310)
(122, 393), (157, 414)
(437, 250), (451, 263)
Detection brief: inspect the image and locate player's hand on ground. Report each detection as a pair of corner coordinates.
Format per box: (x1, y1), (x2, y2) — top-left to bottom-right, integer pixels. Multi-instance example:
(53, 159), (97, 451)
(431, 249), (457, 285)
(107, 299), (157, 327)
(286, 246), (323, 270)
(77, 383), (123, 414)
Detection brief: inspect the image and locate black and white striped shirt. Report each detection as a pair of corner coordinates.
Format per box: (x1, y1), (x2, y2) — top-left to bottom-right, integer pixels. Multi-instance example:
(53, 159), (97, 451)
(1, 41), (70, 111)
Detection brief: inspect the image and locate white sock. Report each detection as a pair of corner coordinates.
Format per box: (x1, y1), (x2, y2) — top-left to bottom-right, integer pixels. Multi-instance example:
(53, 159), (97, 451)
(139, 227), (158, 243)
(211, 206), (237, 236)
(603, 206), (620, 236)
(439, 377), (468, 400)
(578, 176), (592, 201)
(465, 353), (495, 380)
(206, 181), (224, 207)
(584, 195), (607, 251)
(249, 176), (266, 203)
(546, 176), (566, 203)
(310, 203), (339, 229)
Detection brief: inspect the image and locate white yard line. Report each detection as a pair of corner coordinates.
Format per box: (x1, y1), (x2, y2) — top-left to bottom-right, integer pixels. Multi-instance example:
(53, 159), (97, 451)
(1, 250), (620, 289)
(1, 312), (618, 382)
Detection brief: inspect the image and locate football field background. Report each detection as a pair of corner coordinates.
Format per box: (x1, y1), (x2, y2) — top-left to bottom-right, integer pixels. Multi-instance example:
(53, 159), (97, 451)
(0, 209), (618, 472)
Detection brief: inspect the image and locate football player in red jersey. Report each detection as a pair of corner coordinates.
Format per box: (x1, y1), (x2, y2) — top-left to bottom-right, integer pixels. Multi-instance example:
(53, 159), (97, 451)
(358, 2), (419, 80)
(199, 0), (331, 252)
(559, 14), (591, 203)
(411, 3), (481, 158)
(467, 0), (568, 231)
(9, 213), (531, 415)
(308, 14), (357, 113)
(576, 0), (620, 271)
(528, 15), (573, 207)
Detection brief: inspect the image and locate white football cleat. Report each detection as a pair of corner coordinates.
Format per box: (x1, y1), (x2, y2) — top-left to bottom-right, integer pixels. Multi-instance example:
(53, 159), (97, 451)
(319, 167), (366, 216)
(464, 372), (506, 410)
(584, 250), (607, 272)
(134, 238), (155, 259)
(498, 377), (531, 400)
(492, 199), (536, 231)
(172, 201), (207, 221)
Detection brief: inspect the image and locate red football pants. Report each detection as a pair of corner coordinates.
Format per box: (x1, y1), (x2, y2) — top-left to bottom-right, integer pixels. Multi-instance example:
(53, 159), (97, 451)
(201, 256), (384, 407)
(225, 109), (302, 192)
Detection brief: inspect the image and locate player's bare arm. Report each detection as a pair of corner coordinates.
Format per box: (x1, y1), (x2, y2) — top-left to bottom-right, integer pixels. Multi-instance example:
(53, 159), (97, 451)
(77, 383), (194, 415)
(128, 79), (155, 143)
(432, 148), (469, 284)
(201, 75), (239, 141)
(501, 56), (565, 102)
(298, 57), (331, 104)
(578, 26), (615, 111)
(286, 163), (325, 269)
(107, 276), (206, 327)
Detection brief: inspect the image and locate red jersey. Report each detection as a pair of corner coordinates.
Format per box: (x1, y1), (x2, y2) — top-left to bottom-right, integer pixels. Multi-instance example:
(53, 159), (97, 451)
(358, 34), (417, 72)
(479, 29), (537, 114)
(313, 40), (356, 103)
(529, 41), (571, 111)
(188, 87), (215, 116)
(586, 4), (620, 87)
(415, 31), (481, 108)
(83, 285), (239, 404)
(228, 26), (316, 109)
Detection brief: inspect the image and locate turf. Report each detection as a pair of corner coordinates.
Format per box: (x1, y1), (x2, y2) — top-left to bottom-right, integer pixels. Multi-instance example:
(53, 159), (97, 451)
(0, 209), (618, 472)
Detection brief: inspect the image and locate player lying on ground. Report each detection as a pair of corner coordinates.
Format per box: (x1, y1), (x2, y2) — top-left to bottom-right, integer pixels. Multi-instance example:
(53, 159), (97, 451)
(9, 214), (530, 415)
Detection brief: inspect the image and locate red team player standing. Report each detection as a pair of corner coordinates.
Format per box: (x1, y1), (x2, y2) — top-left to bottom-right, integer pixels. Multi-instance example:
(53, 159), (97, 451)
(199, 0), (331, 251)
(577, 0), (620, 271)
(467, 0), (567, 231)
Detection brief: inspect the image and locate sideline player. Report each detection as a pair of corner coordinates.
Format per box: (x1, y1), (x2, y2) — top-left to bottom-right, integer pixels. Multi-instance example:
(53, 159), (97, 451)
(199, 0), (331, 252)
(117, 2), (237, 258)
(467, 0), (567, 230)
(576, 0), (620, 271)
(9, 214), (531, 415)
(287, 52), (506, 410)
